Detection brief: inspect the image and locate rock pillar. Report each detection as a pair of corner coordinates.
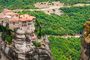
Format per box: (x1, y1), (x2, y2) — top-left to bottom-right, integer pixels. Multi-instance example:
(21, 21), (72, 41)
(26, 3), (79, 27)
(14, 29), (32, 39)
(81, 21), (90, 60)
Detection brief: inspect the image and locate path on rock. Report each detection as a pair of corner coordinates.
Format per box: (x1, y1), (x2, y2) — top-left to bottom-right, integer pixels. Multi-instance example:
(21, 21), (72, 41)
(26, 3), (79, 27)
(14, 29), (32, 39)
(48, 34), (81, 38)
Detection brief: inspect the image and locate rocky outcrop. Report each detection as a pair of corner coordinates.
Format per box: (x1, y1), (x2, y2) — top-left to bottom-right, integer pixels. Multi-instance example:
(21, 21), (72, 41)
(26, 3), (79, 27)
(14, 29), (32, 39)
(81, 21), (90, 60)
(10, 28), (52, 60)
(0, 9), (52, 60)
(0, 23), (52, 60)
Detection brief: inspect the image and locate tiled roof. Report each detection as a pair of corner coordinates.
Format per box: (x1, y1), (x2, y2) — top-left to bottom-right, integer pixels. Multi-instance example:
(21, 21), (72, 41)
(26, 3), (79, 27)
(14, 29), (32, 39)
(9, 14), (35, 22)
(0, 9), (18, 18)
(0, 9), (36, 22)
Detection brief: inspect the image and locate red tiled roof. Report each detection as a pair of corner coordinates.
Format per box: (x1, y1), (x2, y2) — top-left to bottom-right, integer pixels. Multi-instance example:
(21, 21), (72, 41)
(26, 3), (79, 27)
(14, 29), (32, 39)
(0, 9), (19, 19)
(9, 16), (19, 22)
(9, 14), (35, 22)
(19, 14), (35, 21)
(0, 9), (36, 22)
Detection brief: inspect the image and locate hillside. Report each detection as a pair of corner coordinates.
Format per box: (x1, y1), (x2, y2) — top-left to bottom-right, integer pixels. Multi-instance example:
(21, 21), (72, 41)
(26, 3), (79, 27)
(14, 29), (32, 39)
(18, 6), (90, 35)
(0, 0), (90, 60)
(49, 36), (80, 60)
(0, 0), (90, 10)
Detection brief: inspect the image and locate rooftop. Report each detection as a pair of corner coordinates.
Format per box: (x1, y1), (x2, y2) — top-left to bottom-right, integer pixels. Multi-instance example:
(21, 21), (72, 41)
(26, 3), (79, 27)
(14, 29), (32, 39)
(0, 9), (36, 22)
(9, 14), (35, 22)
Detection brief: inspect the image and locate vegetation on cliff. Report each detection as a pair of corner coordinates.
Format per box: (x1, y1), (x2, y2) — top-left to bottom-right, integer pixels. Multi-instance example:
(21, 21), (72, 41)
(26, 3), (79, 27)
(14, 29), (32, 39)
(0, 25), (13, 44)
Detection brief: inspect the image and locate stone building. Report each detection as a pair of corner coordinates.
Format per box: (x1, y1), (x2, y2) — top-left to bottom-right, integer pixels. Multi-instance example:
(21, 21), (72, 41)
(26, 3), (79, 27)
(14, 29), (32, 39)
(0, 9), (52, 60)
(34, 1), (64, 9)
(34, 1), (64, 15)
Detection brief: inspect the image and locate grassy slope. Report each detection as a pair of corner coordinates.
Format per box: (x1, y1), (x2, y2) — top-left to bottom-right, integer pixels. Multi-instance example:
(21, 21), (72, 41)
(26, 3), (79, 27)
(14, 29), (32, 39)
(49, 36), (80, 60)
(18, 6), (90, 35)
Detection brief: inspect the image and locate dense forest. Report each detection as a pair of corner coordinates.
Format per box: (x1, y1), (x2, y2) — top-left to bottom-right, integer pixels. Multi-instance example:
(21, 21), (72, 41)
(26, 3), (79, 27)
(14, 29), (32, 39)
(49, 37), (80, 60)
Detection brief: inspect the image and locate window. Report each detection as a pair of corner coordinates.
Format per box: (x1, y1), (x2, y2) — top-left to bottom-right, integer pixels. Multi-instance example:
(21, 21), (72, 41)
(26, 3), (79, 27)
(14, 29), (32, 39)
(16, 22), (19, 24)
(1, 21), (3, 23)
(22, 21), (27, 26)
(28, 22), (32, 25)
(13, 22), (15, 25)
(22, 21), (26, 24)
(52, 9), (55, 12)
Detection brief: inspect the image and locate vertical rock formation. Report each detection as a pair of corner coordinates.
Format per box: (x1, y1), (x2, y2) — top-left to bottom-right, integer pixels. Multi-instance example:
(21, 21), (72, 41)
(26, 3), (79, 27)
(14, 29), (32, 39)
(81, 21), (90, 60)
(0, 9), (52, 60)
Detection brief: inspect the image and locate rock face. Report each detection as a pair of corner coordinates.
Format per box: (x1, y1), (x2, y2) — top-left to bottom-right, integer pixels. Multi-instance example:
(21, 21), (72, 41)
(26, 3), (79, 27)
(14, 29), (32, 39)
(10, 28), (52, 60)
(0, 9), (52, 60)
(81, 21), (90, 60)
(0, 25), (52, 60)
